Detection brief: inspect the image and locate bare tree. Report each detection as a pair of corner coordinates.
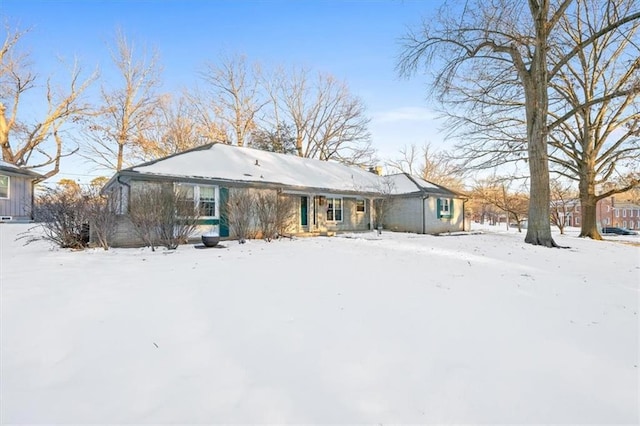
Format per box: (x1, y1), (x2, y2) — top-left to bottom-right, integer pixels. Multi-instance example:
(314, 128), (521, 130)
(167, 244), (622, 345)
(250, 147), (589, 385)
(267, 67), (375, 165)
(466, 195), (503, 225)
(472, 177), (530, 232)
(550, 180), (577, 234)
(386, 142), (465, 191)
(373, 176), (396, 234)
(185, 88), (230, 143)
(619, 174), (640, 204)
(134, 94), (213, 161)
(198, 53), (266, 147)
(83, 29), (161, 171)
(386, 144), (420, 175)
(398, 0), (640, 247)
(1, 24), (96, 181)
(248, 123), (297, 154)
(548, 0), (640, 239)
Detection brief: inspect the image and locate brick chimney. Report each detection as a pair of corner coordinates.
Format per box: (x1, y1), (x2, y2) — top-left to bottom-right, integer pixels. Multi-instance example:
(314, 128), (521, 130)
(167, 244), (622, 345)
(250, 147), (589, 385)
(368, 166), (383, 175)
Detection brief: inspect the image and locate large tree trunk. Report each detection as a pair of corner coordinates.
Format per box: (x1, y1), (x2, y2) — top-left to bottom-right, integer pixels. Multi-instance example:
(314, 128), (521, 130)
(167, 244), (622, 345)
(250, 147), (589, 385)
(117, 142), (124, 172)
(525, 121), (556, 246)
(578, 167), (602, 239)
(523, 3), (557, 247)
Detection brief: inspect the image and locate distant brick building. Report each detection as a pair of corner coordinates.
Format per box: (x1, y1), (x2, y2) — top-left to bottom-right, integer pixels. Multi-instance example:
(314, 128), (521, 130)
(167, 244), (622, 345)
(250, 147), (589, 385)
(563, 196), (640, 230)
(596, 197), (640, 230)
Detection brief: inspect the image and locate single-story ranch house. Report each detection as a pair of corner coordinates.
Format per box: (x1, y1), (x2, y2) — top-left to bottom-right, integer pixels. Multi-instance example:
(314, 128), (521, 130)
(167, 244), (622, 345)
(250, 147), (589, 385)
(102, 143), (467, 246)
(0, 160), (43, 223)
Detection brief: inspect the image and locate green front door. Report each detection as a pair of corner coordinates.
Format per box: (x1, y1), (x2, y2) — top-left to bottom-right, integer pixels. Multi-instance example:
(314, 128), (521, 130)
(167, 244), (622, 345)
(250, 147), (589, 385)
(300, 196), (308, 227)
(219, 187), (229, 237)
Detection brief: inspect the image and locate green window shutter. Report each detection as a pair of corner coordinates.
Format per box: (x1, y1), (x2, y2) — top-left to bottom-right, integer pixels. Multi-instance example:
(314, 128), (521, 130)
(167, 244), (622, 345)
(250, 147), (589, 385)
(219, 187), (229, 237)
(436, 198), (442, 218)
(449, 199), (454, 218)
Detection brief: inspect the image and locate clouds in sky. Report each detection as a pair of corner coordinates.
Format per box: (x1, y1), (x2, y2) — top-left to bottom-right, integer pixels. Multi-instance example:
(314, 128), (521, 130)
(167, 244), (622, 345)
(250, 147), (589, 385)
(369, 106), (447, 160)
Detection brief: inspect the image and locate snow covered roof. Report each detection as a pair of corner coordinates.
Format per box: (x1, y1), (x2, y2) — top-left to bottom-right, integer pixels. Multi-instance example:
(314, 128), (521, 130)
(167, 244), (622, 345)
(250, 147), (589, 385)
(0, 160), (43, 178)
(115, 143), (460, 197)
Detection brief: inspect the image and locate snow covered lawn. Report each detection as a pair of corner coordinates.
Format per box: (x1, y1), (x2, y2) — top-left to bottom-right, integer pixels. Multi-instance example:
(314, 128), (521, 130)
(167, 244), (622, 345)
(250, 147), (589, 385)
(1, 224), (638, 423)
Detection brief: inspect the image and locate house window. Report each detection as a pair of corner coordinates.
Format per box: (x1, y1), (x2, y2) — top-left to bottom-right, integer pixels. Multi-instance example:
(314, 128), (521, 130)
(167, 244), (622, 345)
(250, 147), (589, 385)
(576, 205), (580, 212)
(0, 175), (8, 199)
(615, 209), (619, 217)
(575, 216), (580, 225)
(437, 198), (453, 219)
(606, 218), (610, 225)
(623, 209), (627, 217)
(198, 186), (216, 217)
(356, 199), (365, 213)
(175, 183), (218, 218)
(326, 197), (343, 222)
(623, 220), (627, 228)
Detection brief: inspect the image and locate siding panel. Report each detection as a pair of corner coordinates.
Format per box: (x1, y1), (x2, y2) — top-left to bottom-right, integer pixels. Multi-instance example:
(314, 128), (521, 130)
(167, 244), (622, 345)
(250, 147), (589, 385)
(0, 175), (33, 220)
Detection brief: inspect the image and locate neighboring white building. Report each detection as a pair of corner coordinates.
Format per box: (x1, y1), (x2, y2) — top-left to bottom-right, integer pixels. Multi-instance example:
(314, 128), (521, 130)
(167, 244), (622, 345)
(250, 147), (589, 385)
(0, 160), (43, 222)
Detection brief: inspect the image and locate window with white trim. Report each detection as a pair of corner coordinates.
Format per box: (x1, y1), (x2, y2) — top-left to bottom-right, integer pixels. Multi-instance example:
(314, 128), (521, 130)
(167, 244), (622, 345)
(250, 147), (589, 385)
(615, 209), (619, 217)
(356, 199), (365, 213)
(437, 198), (453, 219)
(175, 183), (219, 218)
(623, 220), (627, 228)
(575, 216), (580, 225)
(326, 197), (343, 221)
(606, 218), (610, 225)
(0, 175), (8, 199)
(623, 209), (627, 217)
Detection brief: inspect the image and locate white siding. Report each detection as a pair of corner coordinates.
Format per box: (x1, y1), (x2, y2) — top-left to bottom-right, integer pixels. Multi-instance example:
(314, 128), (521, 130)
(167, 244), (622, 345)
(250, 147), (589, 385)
(384, 196), (465, 234)
(0, 174), (34, 220)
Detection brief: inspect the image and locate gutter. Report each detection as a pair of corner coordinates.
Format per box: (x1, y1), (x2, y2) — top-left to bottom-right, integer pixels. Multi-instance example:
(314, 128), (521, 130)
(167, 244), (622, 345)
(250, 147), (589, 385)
(31, 180), (36, 221)
(116, 174), (131, 214)
(463, 198), (468, 231)
(422, 195), (428, 234)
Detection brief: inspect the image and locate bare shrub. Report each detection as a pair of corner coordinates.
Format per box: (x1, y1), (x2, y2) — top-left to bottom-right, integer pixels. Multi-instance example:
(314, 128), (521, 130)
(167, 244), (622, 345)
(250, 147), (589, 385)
(255, 191), (278, 241)
(26, 186), (91, 249)
(85, 186), (117, 250)
(255, 191), (297, 241)
(156, 186), (200, 249)
(274, 193), (297, 237)
(128, 183), (200, 250)
(128, 184), (162, 251)
(224, 189), (255, 243)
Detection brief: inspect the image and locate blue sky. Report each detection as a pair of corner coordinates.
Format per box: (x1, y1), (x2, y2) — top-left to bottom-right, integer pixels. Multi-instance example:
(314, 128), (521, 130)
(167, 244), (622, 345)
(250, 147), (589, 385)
(3, 0), (446, 182)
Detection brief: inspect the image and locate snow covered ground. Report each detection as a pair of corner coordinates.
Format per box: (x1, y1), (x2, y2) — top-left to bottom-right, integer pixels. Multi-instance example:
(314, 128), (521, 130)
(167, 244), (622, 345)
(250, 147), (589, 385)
(1, 223), (638, 424)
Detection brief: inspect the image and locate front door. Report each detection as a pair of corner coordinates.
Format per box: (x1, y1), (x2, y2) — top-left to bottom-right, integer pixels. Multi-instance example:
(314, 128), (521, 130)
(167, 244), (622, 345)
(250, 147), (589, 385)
(300, 196), (308, 227)
(219, 187), (229, 237)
